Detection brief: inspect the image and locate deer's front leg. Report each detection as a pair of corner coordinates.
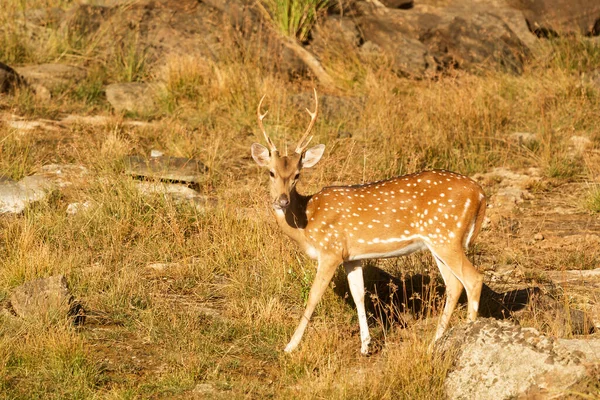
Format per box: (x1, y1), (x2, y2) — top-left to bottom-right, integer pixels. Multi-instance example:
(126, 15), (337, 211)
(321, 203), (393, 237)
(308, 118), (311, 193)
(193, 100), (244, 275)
(344, 260), (371, 355)
(285, 255), (341, 353)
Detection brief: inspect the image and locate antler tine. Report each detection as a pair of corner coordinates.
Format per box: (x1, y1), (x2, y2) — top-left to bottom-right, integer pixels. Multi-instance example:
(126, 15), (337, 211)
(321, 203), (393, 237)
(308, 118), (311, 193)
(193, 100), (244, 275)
(257, 94), (277, 152)
(295, 88), (319, 154)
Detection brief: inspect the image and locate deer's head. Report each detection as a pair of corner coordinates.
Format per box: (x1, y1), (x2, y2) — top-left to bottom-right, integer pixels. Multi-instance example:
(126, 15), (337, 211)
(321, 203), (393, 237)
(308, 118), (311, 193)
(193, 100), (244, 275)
(251, 89), (325, 210)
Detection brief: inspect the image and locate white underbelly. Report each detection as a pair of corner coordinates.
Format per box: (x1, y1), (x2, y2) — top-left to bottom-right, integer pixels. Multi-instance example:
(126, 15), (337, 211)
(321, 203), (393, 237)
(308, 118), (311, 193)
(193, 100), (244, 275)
(347, 241), (427, 261)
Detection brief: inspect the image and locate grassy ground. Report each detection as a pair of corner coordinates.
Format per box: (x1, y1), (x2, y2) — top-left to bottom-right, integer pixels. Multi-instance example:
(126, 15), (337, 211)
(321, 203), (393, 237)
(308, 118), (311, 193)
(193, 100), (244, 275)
(1, 0), (600, 398)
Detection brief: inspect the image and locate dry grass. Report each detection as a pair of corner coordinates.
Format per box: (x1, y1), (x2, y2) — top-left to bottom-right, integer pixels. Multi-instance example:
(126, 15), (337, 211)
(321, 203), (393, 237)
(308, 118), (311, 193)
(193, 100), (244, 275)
(1, 0), (600, 398)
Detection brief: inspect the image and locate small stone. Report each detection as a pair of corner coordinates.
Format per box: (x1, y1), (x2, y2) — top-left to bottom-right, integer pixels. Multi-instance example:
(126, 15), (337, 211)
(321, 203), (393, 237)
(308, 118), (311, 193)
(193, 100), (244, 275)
(61, 115), (112, 125)
(66, 201), (92, 215)
(135, 181), (200, 199)
(146, 262), (174, 272)
(534, 233), (544, 241)
(569, 135), (592, 155)
(7, 120), (46, 131)
(9, 275), (73, 319)
(124, 155), (206, 183)
(150, 149), (164, 158)
(509, 132), (537, 146)
(105, 83), (155, 113)
(194, 383), (217, 394)
(32, 84), (51, 101)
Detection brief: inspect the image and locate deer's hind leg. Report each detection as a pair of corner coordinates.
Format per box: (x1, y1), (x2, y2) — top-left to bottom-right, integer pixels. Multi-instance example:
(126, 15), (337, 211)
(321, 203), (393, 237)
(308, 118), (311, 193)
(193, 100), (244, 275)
(344, 260), (371, 355)
(427, 244), (483, 341)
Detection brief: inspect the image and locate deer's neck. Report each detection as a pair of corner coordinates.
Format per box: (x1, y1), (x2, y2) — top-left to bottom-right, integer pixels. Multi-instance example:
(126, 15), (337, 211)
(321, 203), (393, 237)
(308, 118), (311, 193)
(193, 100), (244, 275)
(273, 187), (311, 243)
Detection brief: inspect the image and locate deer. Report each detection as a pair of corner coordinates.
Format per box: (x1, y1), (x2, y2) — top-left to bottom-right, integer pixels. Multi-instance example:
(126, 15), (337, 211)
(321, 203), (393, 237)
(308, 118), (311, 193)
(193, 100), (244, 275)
(250, 89), (486, 355)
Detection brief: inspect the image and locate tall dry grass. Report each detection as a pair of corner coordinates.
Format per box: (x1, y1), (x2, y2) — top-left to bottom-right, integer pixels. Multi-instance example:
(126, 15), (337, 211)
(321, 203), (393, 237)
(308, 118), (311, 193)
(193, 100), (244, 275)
(1, 0), (600, 397)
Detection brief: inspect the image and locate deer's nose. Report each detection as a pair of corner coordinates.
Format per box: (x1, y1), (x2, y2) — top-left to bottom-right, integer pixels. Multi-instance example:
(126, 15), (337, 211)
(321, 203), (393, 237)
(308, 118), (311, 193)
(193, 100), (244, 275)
(276, 194), (290, 209)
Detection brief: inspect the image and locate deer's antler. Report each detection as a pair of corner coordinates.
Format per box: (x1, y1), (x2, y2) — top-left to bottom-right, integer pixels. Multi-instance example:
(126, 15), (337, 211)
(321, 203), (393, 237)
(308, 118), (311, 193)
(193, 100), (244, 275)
(257, 94), (277, 152)
(295, 88), (318, 154)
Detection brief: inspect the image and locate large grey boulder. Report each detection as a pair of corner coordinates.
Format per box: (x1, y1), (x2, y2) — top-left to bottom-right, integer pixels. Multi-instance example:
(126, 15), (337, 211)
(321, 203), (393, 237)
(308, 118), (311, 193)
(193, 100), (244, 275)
(438, 319), (600, 399)
(355, 2), (533, 76)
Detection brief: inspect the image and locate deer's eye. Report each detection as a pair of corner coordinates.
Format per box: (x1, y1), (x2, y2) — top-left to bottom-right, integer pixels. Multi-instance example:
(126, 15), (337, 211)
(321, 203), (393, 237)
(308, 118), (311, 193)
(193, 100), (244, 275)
(269, 171), (275, 178)
(294, 173), (300, 180)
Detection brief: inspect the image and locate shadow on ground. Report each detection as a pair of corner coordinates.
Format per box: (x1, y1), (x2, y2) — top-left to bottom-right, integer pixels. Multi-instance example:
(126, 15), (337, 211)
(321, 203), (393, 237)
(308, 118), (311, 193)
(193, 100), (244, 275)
(332, 264), (595, 335)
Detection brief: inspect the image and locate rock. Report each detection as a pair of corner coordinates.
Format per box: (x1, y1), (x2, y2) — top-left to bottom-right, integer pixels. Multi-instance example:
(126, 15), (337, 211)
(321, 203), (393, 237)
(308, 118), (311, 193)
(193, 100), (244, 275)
(15, 63), (87, 91)
(508, 131), (537, 146)
(355, 1), (533, 76)
(134, 181), (217, 210)
(473, 167), (540, 213)
(546, 268), (600, 285)
(61, 4), (113, 37)
(418, 7), (530, 75)
(591, 304), (600, 330)
(464, 0), (541, 52)
(537, 234), (600, 251)
(193, 383), (218, 395)
(135, 181), (201, 199)
(438, 319), (599, 399)
(3, 115), (63, 133)
(124, 155), (207, 183)
(150, 149), (164, 158)
(493, 186), (532, 208)
(379, 0), (413, 8)
(511, 0), (600, 36)
(66, 201), (92, 215)
(0, 62), (24, 93)
(146, 262), (176, 272)
(61, 115), (111, 125)
(569, 135), (592, 155)
(8, 275), (72, 319)
(105, 83), (155, 113)
(20, 7), (65, 27)
(534, 233), (544, 241)
(311, 16), (362, 52)
(79, 0), (136, 6)
(475, 167), (542, 185)
(60, 114), (151, 128)
(0, 175), (55, 214)
(6, 120), (56, 133)
(0, 164), (87, 214)
(35, 164), (90, 188)
(32, 84), (52, 101)
(358, 15), (435, 77)
(558, 338), (600, 361)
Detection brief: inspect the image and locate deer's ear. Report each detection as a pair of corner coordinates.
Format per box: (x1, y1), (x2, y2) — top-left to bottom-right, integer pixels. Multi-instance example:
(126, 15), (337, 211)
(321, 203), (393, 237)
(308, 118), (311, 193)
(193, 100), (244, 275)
(302, 144), (325, 168)
(251, 143), (271, 167)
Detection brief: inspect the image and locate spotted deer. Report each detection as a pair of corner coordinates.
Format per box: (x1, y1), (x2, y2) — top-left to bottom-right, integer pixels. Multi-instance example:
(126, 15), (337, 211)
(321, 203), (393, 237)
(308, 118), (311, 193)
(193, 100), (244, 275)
(251, 90), (486, 354)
